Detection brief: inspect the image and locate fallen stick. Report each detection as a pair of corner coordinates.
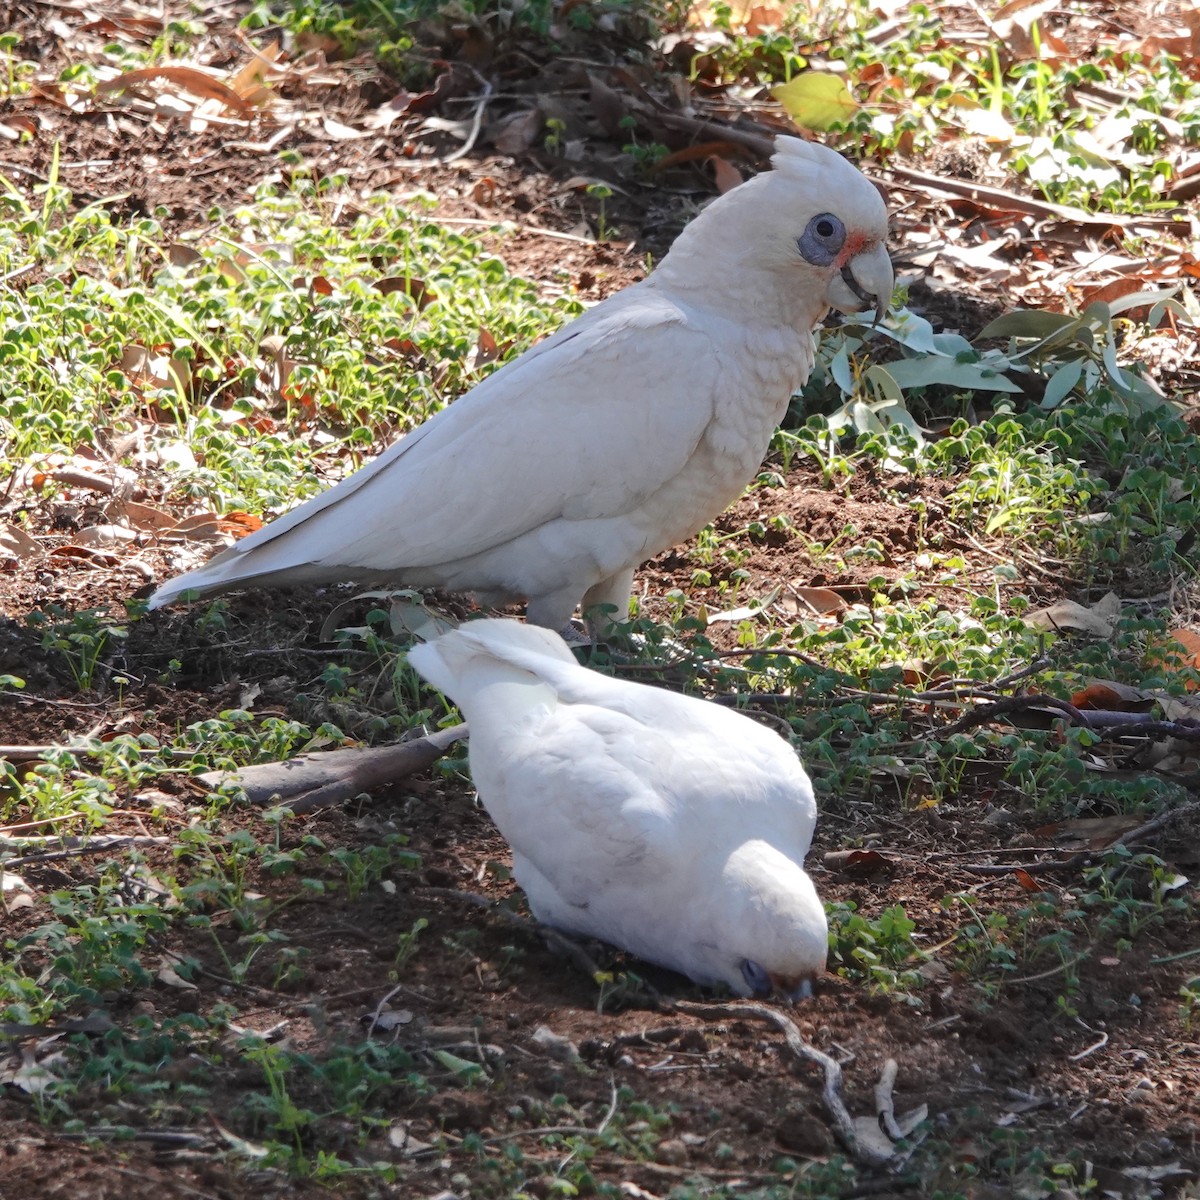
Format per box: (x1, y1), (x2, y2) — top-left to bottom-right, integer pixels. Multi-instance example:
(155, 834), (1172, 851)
(421, 884), (898, 1167)
(960, 800), (1200, 877)
(671, 999), (891, 1167)
(198, 724), (467, 812)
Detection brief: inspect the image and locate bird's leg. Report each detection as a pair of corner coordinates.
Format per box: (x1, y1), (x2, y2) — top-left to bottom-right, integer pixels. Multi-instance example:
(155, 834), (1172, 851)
(580, 568), (635, 641)
(524, 586), (587, 636)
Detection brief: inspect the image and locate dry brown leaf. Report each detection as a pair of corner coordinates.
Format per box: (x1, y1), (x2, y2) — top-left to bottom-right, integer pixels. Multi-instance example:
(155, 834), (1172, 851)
(121, 343), (192, 394)
(470, 327), (513, 370)
(80, 14), (163, 39)
(1034, 814), (1141, 849)
(97, 66), (254, 115)
(73, 525), (138, 549)
(492, 107), (543, 155)
(782, 584), (847, 615)
(589, 74), (625, 137)
(745, 4), (786, 35)
(0, 522), (43, 561)
(1148, 628), (1200, 689)
(169, 512), (224, 542)
(375, 276), (436, 309)
(823, 849), (890, 875)
(653, 140), (744, 171)
(227, 41), (284, 104)
(217, 511), (264, 538)
(1024, 592), (1120, 637)
(0, 115), (37, 141)
(49, 544), (120, 566)
(364, 91), (416, 130)
(1070, 680), (1157, 711)
(1013, 868), (1041, 892)
(709, 154), (743, 194)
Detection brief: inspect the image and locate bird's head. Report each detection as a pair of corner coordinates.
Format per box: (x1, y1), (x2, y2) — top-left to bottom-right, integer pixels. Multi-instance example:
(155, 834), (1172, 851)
(655, 135), (892, 327)
(764, 136), (893, 323)
(713, 840), (829, 1003)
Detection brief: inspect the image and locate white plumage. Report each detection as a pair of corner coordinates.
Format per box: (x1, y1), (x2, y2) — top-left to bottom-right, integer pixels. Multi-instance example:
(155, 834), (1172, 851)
(149, 137), (892, 630)
(408, 619), (827, 1000)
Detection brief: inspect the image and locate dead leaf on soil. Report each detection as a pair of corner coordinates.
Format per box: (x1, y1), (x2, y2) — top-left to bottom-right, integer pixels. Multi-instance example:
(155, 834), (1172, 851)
(387, 1120), (436, 1156)
(1070, 679), (1158, 711)
(217, 511), (264, 538)
(96, 65), (255, 116)
(48, 543), (120, 567)
(375, 276), (436, 308)
(589, 73), (626, 136)
(157, 955), (198, 991)
(709, 154), (743, 193)
(492, 107), (543, 155)
(2, 872), (34, 913)
(0, 521), (43, 561)
(1024, 591), (1121, 636)
(1148, 628), (1200, 688)
(781, 584), (847, 616)
(0, 115), (37, 141)
(824, 848), (890, 876)
(73, 524), (139, 549)
(1033, 814), (1142, 849)
(106, 498), (177, 532)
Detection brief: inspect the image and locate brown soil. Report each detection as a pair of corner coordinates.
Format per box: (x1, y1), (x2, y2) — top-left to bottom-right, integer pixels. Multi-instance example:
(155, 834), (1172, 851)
(2, 2), (1199, 1198)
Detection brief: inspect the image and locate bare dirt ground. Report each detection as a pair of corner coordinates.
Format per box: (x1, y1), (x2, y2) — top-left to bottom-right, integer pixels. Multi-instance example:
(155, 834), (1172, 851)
(2, 1), (1200, 1198)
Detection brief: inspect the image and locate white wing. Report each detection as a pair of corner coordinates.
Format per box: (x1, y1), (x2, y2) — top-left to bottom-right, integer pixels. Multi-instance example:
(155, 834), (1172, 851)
(172, 288), (728, 583)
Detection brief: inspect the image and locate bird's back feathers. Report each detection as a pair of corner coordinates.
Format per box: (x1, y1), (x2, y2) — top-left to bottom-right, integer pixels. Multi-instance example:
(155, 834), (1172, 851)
(408, 619), (828, 997)
(149, 136), (892, 629)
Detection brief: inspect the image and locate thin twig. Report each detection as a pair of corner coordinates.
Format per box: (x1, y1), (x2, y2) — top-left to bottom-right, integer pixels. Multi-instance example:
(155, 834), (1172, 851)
(874, 1058), (902, 1141)
(669, 999), (891, 1167)
(959, 800), (1200, 877)
(1004, 949), (1092, 987)
(2, 835), (168, 867)
(937, 694), (1088, 736)
(436, 79), (494, 164)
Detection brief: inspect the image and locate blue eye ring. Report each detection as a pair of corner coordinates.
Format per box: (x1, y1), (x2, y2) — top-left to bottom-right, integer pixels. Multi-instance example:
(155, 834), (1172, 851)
(740, 959), (772, 998)
(797, 212), (846, 267)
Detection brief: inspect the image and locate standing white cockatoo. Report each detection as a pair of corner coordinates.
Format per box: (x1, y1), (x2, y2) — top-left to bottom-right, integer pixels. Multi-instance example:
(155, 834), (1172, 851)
(149, 137), (892, 631)
(407, 619), (828, 1000)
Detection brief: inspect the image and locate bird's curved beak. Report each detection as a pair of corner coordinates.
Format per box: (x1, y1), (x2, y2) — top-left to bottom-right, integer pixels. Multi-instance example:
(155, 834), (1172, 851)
(826, 242), (893, 324)
(770, 972), (817, 1004)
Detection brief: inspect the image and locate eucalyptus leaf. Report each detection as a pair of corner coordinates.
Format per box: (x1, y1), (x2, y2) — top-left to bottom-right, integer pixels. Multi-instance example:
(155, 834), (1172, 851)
(829, 341), (855, 394)
(1106, 287), (1180, 318)
(1040, 359), (1084, 410)
(979, 310), (1079, 339)
(877, 310), (974, 358)
(864, 363), (904, 403)
(882, 356), (1023, 393)
(1101, 335), (1128, 390)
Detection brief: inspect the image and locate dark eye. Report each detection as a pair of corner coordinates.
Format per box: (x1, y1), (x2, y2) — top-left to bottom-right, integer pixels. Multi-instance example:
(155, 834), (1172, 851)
(797, 212), (846, 266)
(740, 959), (772, 998)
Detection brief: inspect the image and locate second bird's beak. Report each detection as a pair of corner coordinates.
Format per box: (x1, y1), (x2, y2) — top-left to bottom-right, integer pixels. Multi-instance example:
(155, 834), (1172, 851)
(827, 242), (894, 324)
(770, 972), (817, 1004)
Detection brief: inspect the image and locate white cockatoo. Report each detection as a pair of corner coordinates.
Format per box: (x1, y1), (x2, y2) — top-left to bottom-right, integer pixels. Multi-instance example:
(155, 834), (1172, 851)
(407, 619), (828, 1000)
(149, 137), (892, 631)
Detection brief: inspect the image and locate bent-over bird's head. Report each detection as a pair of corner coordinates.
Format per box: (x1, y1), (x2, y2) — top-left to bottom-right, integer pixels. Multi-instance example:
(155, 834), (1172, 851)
(713, 840), (829, 1003)
(655, 135), (893, 328)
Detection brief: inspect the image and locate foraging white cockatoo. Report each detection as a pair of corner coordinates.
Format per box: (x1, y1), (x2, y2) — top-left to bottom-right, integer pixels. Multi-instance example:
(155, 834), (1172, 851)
(407, 619), (827, 1000)
(149, 137), (892, 630)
